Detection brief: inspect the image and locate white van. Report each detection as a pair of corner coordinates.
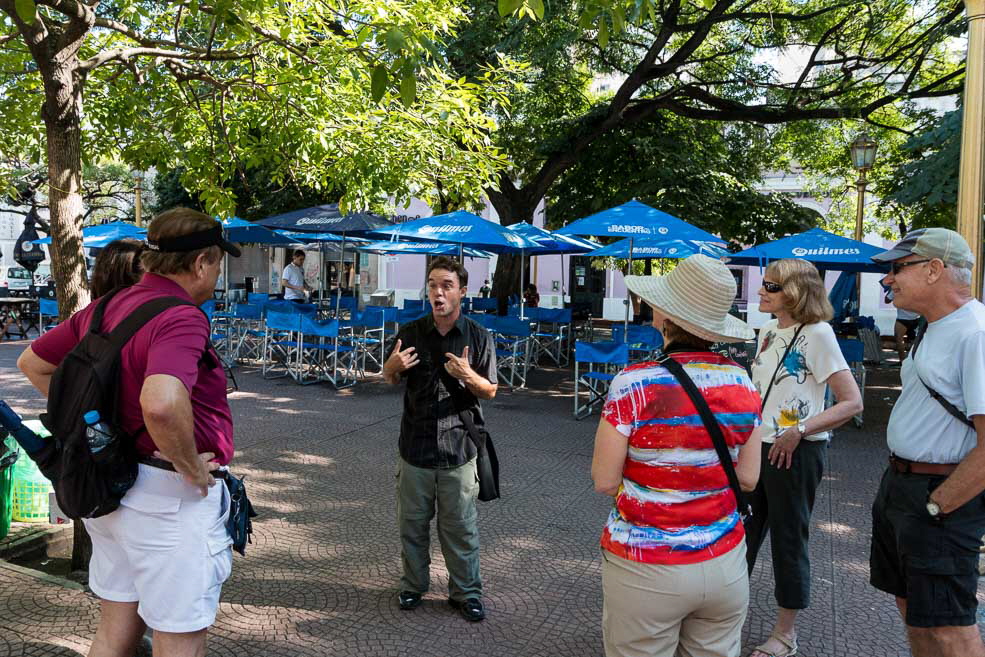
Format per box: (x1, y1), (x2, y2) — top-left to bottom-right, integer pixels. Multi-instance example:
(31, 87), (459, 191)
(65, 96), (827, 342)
(1, 266), (32, 297)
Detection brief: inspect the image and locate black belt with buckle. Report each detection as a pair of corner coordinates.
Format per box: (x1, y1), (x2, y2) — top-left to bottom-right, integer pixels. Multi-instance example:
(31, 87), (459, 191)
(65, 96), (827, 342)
(137, 455), (228, 479)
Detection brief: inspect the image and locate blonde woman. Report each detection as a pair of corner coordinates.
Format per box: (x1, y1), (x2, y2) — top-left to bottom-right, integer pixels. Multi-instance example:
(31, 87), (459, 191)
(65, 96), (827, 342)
(746, 259), (863, 657)
(592, 255), (763, 657)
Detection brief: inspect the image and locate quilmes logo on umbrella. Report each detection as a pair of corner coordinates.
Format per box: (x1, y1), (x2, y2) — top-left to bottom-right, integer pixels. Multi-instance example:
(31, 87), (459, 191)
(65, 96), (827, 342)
(419, 225), (472, 234)
(637, 246), (678, 255)
(297, 217), (344, 225)
(791, 247), (861, 256)
(608, 225), (670, 235)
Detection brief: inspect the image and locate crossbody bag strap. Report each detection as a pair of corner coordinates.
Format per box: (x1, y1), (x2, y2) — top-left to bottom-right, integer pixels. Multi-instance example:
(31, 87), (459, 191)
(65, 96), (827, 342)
(434, 354), (487, 452)
(758, 323), (805, 411)
(909, 326), (974, 428)
(458, 408), (486, 452)
(659, 355), (750, 517)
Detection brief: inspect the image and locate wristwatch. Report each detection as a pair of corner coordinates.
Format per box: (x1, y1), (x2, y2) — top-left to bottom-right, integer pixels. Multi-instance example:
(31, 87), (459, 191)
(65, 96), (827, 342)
(927, 498), (944, 519)
(797, 422), (808, 437)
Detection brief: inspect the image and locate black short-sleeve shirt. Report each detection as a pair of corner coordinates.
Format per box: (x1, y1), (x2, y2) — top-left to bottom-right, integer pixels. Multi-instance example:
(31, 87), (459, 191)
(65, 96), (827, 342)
(390, 313), (498, 468)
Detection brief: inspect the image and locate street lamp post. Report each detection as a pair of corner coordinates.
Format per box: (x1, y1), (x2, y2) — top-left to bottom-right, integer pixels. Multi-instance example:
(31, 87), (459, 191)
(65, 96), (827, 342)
(849, 133), (878, 241)
(849, 133), (878, 313)
(956, 0), (985, 299)
(133, 172), (145, 227)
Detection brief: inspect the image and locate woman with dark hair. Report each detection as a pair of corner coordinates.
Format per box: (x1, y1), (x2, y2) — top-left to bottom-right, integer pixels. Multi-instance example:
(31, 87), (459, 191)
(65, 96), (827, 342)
(90, 238), (145, 297)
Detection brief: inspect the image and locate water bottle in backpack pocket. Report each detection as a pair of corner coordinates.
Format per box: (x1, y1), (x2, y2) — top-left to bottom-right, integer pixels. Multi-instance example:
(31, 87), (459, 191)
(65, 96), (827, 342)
(83, 411), (116, 457)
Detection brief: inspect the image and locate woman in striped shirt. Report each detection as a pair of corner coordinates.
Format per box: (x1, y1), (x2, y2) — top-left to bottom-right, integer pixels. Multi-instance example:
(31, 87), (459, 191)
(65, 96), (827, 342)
(592, 255), (763, 657)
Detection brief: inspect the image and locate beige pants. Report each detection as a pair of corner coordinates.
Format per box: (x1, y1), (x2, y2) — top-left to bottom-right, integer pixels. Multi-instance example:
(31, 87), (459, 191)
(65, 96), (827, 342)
(602, 542), (748, 657)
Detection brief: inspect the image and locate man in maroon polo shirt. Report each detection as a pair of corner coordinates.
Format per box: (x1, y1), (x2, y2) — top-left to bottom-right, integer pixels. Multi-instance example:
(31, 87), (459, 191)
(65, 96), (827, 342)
(17, 208), (240, 657)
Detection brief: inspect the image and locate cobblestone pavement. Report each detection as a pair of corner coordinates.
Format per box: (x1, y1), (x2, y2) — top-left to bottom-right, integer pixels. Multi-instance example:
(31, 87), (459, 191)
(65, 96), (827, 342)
(0, 338), (981, 656)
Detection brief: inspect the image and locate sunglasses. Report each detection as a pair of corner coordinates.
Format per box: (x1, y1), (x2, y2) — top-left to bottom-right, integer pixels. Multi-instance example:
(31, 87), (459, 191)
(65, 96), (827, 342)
(762, 281), (783, 294)
(890, 259), (932, 275)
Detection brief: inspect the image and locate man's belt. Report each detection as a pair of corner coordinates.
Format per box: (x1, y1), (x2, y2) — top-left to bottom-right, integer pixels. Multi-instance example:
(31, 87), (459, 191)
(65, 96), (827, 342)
(138, 454), (228, 479)
(889, 454), (959, 476)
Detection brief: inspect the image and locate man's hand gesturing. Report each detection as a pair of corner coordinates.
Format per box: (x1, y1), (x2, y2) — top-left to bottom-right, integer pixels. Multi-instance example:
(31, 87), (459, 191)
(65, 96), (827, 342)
(444, 346), (473, 381)
(383, 339), (419, 384)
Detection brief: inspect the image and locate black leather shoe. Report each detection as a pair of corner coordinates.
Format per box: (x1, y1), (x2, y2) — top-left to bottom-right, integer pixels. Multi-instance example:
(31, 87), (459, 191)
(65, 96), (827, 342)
(448, 597), (485, 622)
(398, 591), (422, 610)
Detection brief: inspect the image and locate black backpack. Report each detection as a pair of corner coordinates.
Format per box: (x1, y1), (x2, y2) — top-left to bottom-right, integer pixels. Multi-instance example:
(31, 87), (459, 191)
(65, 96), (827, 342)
(32, 288), (200, 519)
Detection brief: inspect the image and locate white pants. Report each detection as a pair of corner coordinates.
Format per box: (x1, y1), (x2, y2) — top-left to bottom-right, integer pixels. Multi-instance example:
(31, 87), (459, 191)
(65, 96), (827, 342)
(84, 464), (233, 633)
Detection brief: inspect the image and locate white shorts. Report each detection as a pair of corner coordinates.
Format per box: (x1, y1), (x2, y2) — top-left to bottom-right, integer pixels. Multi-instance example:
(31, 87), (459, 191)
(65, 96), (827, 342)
(83, 464), (233, 633)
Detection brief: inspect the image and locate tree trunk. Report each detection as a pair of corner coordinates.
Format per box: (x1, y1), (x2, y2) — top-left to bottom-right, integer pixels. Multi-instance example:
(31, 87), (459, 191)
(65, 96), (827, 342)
(487, 187), (538, 307)
(40, 60), (92, 570)
(41, 65), (90, 319)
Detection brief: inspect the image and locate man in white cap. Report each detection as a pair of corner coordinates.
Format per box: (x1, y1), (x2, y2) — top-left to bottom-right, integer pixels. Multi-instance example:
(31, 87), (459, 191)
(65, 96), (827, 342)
(869, 227), (985, 657)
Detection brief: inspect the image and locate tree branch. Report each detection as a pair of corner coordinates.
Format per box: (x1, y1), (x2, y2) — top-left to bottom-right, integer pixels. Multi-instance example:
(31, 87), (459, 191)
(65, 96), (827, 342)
(79, 45), (253, 72)
(90, 16), (242, 57)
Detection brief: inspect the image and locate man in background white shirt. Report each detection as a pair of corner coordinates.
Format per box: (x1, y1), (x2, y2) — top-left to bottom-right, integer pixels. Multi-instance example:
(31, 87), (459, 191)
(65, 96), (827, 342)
(282, 250), (310, 302)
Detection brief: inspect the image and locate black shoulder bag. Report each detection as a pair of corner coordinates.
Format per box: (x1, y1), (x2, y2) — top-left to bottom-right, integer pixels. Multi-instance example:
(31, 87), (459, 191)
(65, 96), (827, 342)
(758, 324), (804, 410)
(459, 409), (500, 502)
(910, 326), (974, 428)
(659, 355), (751, 520)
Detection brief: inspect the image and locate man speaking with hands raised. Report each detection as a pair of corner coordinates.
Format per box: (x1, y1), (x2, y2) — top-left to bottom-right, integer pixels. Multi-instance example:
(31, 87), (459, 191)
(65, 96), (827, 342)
(383, 256), (498, 622)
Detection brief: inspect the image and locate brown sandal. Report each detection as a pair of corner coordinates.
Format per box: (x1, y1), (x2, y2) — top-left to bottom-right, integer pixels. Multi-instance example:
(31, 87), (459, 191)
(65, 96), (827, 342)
(749, 633), (798, 657)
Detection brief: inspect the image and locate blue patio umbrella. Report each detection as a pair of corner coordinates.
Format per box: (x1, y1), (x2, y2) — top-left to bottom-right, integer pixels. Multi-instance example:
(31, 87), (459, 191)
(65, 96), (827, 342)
(504, 222), (596, 255)
(31, 221), (145, 248)
(557, 200), (724, 329)
(256, 204), (393, 235)
(725, 228), (889, 273)
(358, 241), (492, 308)
(218, 218), (304, 300)
(275, 230), (369, 244)
(258, 206), (394, 311)
(828, 271), (859, 323)
(357, 241), (492, 258)
(503, 222), (597, 316)
(588, 237), (728, 259)
(555, 200), (723, 243)
(372, 211), (541, 254)
(375, 212), (542, 317)
(221, 217), (303, 245)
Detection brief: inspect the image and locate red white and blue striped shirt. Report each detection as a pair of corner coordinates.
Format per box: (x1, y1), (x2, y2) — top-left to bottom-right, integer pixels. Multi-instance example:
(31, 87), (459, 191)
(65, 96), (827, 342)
(601, 351), (761, 564)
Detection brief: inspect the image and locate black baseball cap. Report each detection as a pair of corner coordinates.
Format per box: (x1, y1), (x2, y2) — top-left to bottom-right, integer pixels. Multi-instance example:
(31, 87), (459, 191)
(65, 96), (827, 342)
(147, 223), (241, 257)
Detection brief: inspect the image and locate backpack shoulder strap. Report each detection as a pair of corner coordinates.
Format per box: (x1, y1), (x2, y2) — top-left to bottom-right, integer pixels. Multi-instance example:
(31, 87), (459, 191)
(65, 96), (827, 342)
(88, 286), (129, 334)
(659, 354), (750, 517)
(104, 295), (202, 351)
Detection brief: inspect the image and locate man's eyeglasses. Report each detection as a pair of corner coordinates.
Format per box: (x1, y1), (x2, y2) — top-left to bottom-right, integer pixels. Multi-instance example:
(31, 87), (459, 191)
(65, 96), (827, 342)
(762, 281), (783, 294)
(891, 259), (932, 275)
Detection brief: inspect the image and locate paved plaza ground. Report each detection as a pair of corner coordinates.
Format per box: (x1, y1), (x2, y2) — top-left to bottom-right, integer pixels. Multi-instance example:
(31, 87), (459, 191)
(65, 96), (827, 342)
(0, 336), (981, 656)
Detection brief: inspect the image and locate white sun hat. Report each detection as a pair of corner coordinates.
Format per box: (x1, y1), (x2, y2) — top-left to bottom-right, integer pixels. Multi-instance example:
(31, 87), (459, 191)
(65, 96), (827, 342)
(624, 254), (754, 343)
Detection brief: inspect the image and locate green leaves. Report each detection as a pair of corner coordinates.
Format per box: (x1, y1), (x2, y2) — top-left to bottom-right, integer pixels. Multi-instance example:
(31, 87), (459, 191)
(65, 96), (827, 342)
(385, 28), (407, 54)
(371, 65), (388, 103)
(400, 72), (417, 108)
(14, 0), (37, 25)
(498, 0), (544, 19)
(597, 18), (609, 48)
(498, 0), (523, 17)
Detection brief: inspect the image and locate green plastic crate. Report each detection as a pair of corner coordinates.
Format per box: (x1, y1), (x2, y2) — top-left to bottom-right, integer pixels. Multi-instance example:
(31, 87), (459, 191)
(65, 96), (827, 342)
(11, 421), (52, 523)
